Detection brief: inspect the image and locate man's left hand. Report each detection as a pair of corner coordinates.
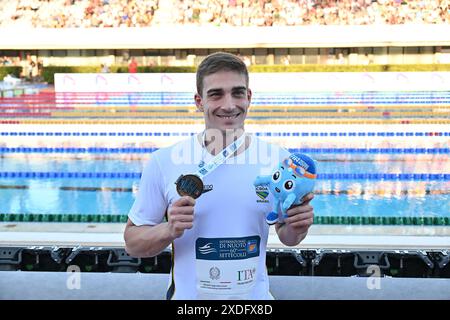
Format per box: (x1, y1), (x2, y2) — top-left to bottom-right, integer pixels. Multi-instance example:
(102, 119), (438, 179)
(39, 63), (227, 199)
(283, 192), (314, 235)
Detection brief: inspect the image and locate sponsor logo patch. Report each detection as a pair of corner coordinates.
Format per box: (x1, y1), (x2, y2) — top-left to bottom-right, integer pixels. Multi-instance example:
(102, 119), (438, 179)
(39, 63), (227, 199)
(255, 186), (269, 203)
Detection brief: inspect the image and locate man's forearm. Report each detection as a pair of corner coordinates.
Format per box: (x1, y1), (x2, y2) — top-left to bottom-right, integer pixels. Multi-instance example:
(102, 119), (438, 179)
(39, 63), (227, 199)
(124, 222), (174, 257)
(275, 223), (308, 247)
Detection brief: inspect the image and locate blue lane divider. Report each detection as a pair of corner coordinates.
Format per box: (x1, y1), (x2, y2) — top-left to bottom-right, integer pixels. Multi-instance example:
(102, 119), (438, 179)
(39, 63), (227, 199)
(0, 172), (448, 180)
(0, 172), (142, 179)
(288, 148), (450, 154)
(1, 147), (448, 154)
(1, 131), (448, 137)
(3, 98), (449, 106)
(317, 173), (449, 180)
(51, 91), (450, 96)
(0, 132), (193, 137)
(51, 93), (450, 97)
(0, 147), (157, 153)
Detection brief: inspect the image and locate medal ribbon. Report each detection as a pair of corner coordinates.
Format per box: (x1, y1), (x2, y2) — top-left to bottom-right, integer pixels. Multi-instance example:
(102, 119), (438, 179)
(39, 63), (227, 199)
(195, 133), (246, 179)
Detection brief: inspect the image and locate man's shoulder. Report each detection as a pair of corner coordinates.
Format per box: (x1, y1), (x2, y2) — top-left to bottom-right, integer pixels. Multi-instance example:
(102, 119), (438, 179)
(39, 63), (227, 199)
(251, 135), (290, 156)
(150, 135), (197, 161)
(142, 136), (196, 176)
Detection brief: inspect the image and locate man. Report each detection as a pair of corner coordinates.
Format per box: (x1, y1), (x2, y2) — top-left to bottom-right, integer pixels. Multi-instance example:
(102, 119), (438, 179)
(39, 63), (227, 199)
(124, 52), (314, 299)
(128, 57), (138, 73)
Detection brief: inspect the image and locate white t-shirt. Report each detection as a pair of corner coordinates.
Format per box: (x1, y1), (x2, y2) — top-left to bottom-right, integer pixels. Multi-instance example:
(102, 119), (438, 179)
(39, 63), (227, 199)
(128, 133), (290, 300)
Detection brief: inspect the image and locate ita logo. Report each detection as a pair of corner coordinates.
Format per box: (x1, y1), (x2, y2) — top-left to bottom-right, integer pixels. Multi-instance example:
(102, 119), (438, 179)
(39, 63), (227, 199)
(255, 186), (269, 203)
(237, 267), (256, 282)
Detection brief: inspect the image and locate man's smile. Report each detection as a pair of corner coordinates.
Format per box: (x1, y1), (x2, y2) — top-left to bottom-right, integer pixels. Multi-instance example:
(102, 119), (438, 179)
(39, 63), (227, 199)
(216, 113), (241, 119)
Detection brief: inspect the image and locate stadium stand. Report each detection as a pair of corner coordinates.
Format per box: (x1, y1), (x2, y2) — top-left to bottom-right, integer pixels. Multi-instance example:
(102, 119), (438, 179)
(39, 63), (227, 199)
(0, 0), (449, 28)
(1, 1), (450, 68)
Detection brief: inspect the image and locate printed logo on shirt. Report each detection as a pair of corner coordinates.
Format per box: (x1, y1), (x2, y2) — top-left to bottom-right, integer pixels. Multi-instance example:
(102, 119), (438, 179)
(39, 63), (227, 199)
(247, 240), (258, 254)
(255, 186), (269, 203)
(196, 236), (260, 261)
(209, 267), (221, 280)
(198, 243), (218, 255)
(237, 267), (256, 282)
(203, 184), (213, 194)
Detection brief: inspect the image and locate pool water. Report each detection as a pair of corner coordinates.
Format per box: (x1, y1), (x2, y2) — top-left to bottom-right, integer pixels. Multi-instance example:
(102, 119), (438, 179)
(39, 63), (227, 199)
(0, 149), (448, 219)
(0, 90), (448, 225)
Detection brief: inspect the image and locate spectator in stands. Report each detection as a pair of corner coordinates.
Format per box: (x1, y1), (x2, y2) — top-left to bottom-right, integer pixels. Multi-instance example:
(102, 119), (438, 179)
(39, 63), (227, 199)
(100, 63), (110, 73)
(242, 55), (251, 67)
(1, 56), (12, 65)
(37, 59), (44, 79)
(1, 56), (10, 65)
(20, 53), (34, 80)
(337, 52), (345, 65)
(281, 55), (290, 66)
(128, 57), (138, 73)
(237, 53), (251, 67)
(362, 53), (372, 65)
(30, 57), (39, 81)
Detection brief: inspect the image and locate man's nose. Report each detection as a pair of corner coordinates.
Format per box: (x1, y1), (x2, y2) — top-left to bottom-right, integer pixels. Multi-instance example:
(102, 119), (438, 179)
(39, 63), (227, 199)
(221, 94), (235, 111)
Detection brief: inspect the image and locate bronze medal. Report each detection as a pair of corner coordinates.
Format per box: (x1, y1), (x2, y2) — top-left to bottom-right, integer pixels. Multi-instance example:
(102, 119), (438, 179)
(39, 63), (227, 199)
(175, 174), (204, 199)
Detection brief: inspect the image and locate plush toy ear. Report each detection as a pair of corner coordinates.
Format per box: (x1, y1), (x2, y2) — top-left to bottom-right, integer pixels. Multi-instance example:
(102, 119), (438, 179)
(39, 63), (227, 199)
(281, 158), (291, 169)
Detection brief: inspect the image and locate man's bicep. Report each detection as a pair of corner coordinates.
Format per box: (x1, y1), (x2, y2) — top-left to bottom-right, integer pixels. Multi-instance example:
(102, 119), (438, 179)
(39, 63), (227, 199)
(128, 156), (168, 226)
(126, 218), (136, 227)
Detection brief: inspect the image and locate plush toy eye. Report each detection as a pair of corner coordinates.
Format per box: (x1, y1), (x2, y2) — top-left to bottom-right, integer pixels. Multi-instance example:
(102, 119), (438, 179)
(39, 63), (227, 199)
(272, 170), (281, 182)
(284, 180), (295, 191)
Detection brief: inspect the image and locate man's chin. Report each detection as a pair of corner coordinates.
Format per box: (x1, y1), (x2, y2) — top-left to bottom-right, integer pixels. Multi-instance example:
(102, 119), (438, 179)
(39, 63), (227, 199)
(205, 126), (243, 135)
(218, 124), (245, 132)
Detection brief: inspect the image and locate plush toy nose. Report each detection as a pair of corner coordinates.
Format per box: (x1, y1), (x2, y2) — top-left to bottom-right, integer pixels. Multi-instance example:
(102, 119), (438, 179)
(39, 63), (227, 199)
(275, 187), (280, 193)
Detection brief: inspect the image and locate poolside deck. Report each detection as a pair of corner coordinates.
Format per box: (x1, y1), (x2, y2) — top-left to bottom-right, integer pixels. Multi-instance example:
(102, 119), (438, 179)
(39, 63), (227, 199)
(1, 271), (449, 300)
(1, 222), (449, 250)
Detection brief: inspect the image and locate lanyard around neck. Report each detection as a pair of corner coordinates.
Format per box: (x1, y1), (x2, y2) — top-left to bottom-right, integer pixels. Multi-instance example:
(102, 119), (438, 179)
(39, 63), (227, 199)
(195, 132), (246, 179)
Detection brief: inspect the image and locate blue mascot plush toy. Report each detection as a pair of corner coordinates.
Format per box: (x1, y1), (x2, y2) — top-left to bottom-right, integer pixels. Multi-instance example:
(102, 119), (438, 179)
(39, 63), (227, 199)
(254, 153), (317, 225)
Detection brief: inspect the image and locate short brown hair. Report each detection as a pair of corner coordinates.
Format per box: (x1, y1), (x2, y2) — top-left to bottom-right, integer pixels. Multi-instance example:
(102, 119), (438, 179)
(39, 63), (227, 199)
(196, 52), (249, 96)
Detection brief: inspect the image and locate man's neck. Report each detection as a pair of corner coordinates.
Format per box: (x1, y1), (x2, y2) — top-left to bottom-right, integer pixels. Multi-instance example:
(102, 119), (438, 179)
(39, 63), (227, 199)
(202, 128), (249, 157)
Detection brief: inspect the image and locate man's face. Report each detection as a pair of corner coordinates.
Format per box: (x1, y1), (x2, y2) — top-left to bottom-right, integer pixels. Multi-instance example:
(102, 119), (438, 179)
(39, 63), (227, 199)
(195, 70), (252, 132)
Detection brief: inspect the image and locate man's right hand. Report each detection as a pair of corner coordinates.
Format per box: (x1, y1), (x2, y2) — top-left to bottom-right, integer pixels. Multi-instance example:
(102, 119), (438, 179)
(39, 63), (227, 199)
(167, 196), (195, 239)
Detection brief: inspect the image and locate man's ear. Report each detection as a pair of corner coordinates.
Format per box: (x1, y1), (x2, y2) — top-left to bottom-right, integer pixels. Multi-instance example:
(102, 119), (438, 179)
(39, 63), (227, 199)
(247, 88), (252, 105)
(194, 93), (204, 112)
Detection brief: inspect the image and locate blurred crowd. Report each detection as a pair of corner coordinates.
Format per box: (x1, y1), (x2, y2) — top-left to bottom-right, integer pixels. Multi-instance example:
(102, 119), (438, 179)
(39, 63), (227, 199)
(183, 0), (450, 26)
(0, 0), (449, 27)
(1, 53), (43, 82)
(0, 0), (159, 28)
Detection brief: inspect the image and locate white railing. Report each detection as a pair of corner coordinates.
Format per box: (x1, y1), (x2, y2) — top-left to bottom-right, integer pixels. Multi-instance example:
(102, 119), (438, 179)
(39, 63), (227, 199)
(1, 25), (450, 50)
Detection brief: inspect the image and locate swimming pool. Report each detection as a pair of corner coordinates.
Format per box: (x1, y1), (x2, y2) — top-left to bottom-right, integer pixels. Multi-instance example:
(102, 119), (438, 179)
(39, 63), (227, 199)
(0, 89), (449, 226)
